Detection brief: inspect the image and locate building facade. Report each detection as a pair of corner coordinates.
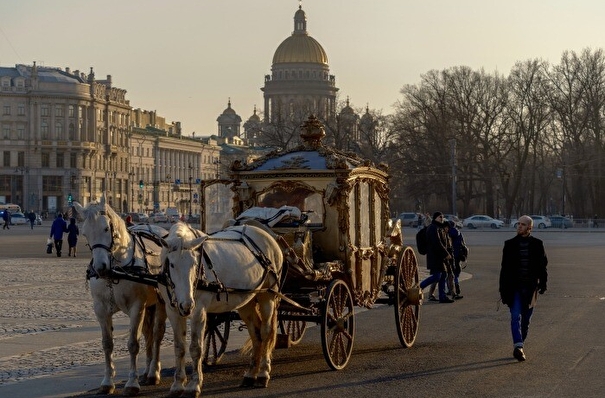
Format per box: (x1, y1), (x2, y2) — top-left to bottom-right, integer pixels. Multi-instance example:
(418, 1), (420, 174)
(0, 63), (220, 216)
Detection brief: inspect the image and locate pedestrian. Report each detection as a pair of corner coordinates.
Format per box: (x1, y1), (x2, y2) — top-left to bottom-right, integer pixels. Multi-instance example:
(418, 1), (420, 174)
(447, 220), (465, 299)
(125, 215), (135, 227)
(50, 213), (68, 257)
(499, 215), (548, 361)
(419, 212), (455, 303)
(66, 217), (79, 257)
(2, 209), (10, 229)
(28, 211), (36, 229)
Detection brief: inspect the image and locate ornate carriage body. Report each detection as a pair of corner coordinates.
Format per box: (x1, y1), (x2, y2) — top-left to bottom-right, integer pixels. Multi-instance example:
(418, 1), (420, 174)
(229, 116), (392, 308)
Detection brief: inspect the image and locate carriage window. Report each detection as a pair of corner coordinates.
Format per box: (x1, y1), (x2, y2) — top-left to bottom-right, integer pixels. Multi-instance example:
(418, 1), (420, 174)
(258, 187), (323, 224)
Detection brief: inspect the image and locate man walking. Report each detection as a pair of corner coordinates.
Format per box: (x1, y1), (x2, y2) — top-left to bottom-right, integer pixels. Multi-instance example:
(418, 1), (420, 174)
(50, 213), (68, 257)
(2, 209), (10, 229)
(499, 215), (548, 361)
(419, 212), (455, 303)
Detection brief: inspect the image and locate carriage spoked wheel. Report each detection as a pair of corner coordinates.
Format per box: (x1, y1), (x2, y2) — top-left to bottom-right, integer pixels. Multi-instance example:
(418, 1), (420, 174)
(203, 313), (231, 366)
(394, 246), (421, 348)
(278, 311), (307, 345)
(321, 278), (355, 370)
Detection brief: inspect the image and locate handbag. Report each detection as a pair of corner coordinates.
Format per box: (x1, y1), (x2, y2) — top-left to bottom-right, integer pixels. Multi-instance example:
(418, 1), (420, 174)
(46, 238), (53, 254)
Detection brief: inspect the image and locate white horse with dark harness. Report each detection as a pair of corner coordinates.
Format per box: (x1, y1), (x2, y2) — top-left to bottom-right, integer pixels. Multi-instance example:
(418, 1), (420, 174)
(73, 198), (167, 396)
(159, 222), (283, 397)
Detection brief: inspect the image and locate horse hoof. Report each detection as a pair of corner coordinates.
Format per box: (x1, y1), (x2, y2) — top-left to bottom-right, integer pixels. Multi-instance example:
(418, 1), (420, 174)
(240, 376), (256, 388)
(145, 375), (160, 386)
(97, 385), (115, 395)
(122, 386), (140, 396)
(255, 377), (270, 388)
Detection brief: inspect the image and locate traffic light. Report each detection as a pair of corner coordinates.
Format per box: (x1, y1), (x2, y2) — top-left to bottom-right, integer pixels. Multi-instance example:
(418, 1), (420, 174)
(67, 193), (73, 204)
(139, 180), (144, 189)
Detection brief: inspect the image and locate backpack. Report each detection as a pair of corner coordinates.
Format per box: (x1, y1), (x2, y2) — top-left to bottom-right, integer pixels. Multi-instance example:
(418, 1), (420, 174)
(459, 234), (469, 261)
(415, 226), (428, 255)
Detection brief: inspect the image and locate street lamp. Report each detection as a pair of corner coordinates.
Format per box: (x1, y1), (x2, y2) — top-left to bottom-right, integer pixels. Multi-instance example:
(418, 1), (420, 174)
(213, 159), (221, 178)
(188, 163), (193, 218)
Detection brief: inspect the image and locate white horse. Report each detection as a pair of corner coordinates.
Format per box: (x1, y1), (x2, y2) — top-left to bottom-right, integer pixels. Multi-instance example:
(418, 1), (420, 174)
(159, 222), (283, 398)
(73, 198), (168, 396)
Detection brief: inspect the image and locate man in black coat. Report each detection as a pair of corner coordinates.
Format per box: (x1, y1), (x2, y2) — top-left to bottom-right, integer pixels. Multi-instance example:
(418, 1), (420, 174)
(499, 215), (548, 361)
(419, 212), (455, 303)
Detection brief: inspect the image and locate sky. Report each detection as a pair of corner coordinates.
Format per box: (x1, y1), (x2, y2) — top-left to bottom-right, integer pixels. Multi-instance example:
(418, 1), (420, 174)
(1, 0), (605, 136)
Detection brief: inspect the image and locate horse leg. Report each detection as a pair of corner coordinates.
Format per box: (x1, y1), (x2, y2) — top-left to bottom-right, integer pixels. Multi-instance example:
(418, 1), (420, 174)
(166, 308), (187, 397)
(183, 309), (205, 398)
(96, 312), (116, 395)
(254, 293), (279, 388)
(122, 308), (144, 397)
(141, 303), (165, 386)
(238, 301), (263, 388)
(149, 300), (167, 385)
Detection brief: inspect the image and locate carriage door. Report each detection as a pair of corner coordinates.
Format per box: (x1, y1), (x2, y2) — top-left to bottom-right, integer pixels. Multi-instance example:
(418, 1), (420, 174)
(348, 179), (383, 306)
(200, 180), (235, 233)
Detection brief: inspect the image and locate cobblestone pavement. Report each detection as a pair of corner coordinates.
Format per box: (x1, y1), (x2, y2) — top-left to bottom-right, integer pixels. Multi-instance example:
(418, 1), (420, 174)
(0, 257), (177, 386)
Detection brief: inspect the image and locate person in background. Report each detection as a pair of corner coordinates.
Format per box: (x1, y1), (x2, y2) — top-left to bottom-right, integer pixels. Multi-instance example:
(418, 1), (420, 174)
(2, 209), (10, 230)
(499, 215), (548, 362)
(125, 215), (135, 227)
(50, 213), (68, 257)
(419, 212), (455, 303)
(28, 211), (36, 229)
(67, 217), (79, 257)
(447, 220), (465, 299)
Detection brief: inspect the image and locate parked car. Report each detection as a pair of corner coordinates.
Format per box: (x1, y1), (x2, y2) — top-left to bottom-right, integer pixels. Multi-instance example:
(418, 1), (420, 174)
(397, 212), (419, 227)
(10, 212), (28, 225)
(511, 215), (552, 229)
(126, 212), (148, 223)
(549, 215), (573, 229)
(530, 215), (551, 229)
(463, 215), (504, 229)
(150, 212), (168, 223)
(444, 214), (463, 228)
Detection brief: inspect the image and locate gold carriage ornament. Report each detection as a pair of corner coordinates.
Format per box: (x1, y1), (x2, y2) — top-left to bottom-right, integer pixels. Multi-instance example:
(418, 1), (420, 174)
(200, 114), (422, 370)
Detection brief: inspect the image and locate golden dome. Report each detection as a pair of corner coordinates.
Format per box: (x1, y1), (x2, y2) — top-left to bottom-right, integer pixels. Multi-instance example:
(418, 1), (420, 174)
(272, 6), (328, 65)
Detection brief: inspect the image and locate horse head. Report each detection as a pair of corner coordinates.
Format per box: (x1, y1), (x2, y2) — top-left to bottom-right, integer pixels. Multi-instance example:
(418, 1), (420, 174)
(161, 223), (206, 316)
(74, 199), (128, 277)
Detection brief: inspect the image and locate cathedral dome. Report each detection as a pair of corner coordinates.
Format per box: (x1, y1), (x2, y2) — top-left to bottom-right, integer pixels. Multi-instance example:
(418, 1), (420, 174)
(272, 6), (328, 65)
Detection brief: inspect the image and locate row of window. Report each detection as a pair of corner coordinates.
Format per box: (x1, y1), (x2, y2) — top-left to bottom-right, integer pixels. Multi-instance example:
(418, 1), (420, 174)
(275, 69), (329, 81)
(0, 77), (25, 88)
(1, 104), (128, 125)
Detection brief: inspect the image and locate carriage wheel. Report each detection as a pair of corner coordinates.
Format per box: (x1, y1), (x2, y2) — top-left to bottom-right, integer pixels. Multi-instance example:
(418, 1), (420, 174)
(321, 279), (355, 370)
(203, 313), (231, 365)
(394, 246), (421, 348)
(279, 311), (307, 345)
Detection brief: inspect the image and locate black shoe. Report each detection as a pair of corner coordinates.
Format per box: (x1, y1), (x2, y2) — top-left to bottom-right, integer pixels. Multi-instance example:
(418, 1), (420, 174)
(513, 347), (526, 361)
(439, 298), (455, 303)
(453, 294), (464, 300)
(428, 295), (438, 302)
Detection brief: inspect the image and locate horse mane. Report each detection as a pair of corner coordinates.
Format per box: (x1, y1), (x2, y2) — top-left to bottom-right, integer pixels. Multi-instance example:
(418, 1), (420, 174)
(164, 222), (203, 252)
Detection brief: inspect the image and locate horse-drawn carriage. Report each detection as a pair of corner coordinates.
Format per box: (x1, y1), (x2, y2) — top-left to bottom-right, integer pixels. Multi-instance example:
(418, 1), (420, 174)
(75, 114), (421, 396)
(199, 114), (422, 370)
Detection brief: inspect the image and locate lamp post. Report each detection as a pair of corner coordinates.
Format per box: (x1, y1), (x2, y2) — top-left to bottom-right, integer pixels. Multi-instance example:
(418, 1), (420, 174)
(14, 166), (29, 209)
(188, 163), (193, 218)
(213, 159), (221, 179)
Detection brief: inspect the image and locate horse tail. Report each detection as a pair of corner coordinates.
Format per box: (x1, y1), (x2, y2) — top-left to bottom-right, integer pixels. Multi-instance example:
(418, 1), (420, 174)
(266, 298), (279, 356)
(142, 304), (156, 344)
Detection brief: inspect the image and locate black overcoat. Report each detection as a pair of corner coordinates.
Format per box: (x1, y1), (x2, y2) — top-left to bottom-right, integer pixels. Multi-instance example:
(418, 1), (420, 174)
(499, 234), (548, 308)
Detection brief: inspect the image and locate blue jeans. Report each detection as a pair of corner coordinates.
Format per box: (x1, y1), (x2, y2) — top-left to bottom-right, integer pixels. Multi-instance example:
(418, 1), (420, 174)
(509, 290), (534, 348)
(420, 272), (447, 300)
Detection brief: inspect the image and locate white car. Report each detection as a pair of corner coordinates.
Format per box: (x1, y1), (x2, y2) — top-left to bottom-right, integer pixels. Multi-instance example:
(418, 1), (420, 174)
(150, 212), (168, 223)
(10, 212), (28, 225)
(463, 215), (504, 229)
(511, 215), (551, 229)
